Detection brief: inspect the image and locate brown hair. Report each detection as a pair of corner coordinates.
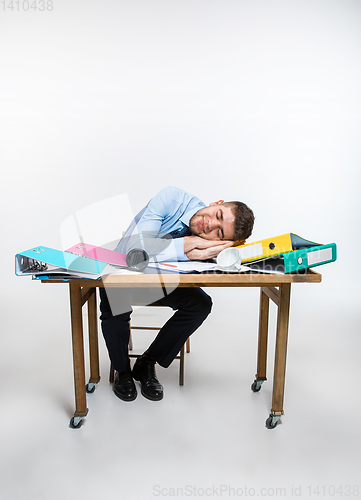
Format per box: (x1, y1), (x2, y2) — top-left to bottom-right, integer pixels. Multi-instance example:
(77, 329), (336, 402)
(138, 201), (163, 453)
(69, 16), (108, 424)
(224, 201), (255, 242)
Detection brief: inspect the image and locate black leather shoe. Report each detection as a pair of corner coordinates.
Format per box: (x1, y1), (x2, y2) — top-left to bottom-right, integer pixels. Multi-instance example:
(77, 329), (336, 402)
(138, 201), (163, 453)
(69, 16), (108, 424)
(132, 360), (163, 401)
(113, 368), (137, 401)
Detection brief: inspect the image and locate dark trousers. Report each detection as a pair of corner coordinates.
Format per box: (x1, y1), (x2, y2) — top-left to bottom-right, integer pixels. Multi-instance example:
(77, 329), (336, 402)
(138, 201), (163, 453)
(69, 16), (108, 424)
(99, 286), (212, 372)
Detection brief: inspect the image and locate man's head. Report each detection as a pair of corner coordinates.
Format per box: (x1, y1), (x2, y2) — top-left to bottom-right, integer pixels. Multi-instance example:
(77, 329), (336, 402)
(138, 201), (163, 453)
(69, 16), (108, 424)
(189, 200), (254, 242)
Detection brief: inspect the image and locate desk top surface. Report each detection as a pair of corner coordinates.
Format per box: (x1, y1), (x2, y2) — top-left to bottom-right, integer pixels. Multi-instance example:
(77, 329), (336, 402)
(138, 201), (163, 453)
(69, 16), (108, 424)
(41, 270), (322, 287)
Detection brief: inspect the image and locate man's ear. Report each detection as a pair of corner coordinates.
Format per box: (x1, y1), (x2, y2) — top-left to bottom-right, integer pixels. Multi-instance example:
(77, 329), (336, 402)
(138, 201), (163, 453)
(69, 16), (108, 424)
(209, 200), (224, 206)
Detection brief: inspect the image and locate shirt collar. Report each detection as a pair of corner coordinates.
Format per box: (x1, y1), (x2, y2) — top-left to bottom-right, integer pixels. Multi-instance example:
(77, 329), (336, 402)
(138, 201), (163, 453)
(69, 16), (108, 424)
(180, 205), (203, 228)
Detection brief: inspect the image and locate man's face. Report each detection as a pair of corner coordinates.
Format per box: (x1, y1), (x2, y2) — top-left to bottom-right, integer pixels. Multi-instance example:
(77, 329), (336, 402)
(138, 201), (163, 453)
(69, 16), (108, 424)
(189, 201), (235, 241)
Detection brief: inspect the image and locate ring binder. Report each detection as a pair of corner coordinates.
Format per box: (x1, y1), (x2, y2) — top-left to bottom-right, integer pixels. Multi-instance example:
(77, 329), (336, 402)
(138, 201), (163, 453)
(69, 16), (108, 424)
(15, 244), (151, 279)
(15, 246), (110, 279)
(236, 233), (320, 263)
(246, 243), (337, 274)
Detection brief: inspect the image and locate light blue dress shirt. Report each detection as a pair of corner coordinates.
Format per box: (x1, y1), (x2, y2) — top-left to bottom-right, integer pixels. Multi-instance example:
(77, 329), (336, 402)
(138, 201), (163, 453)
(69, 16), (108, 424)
(115, 186), (206, 261)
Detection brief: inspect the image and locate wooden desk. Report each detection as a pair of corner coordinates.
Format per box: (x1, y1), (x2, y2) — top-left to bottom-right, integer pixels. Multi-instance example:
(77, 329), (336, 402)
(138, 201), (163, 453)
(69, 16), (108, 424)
(42, 270), (322, 429)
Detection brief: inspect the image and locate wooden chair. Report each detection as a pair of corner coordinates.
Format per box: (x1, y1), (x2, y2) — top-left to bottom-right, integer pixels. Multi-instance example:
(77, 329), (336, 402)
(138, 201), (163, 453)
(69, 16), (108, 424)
(109, 303), (191, 386)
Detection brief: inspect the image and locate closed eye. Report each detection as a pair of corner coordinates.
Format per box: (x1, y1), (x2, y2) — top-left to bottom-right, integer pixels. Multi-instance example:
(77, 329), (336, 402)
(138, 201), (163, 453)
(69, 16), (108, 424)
(217, 210), (224, 239)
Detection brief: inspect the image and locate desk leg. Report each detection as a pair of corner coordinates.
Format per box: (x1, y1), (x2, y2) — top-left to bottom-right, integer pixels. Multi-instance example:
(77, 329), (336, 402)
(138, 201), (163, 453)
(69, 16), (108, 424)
(69, 283), (88, 429)
(86, 288), (100, 393)
(266, 283), (291, 429)
(251, 288), (270, 392)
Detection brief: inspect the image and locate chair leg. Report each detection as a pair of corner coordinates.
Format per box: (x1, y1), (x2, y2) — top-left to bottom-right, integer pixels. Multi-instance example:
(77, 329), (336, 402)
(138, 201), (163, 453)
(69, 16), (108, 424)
(109, 363), (115, 383)
(186, 337), (191, 353)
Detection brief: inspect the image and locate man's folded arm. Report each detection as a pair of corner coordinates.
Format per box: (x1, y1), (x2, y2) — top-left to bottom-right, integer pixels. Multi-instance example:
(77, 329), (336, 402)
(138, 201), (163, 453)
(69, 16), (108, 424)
(184, 236), (234, 261)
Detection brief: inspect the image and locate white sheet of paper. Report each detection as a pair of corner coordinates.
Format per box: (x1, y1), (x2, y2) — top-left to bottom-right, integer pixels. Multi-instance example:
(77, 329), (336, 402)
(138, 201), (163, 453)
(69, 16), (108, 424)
(150, 261), (252, 273)
(101, 264), (140, 276)
(149, 261), (216, 273)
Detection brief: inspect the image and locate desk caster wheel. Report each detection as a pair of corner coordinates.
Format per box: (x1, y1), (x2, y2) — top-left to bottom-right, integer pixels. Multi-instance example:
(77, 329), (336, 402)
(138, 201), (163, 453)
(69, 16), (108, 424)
(251, 381), (262, 392)
(69, 417), (83, 429)
(86, 383), (96, 394)
(265, 416), (280, 429)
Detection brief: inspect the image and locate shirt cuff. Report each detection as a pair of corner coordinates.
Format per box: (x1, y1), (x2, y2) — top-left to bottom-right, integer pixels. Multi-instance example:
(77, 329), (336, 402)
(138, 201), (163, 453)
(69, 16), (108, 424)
(149, 237), (190, 262)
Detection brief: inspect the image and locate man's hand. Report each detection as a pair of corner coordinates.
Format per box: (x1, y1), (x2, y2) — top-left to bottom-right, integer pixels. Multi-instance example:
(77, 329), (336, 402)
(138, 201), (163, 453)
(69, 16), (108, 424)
(184, 236), (234, 261)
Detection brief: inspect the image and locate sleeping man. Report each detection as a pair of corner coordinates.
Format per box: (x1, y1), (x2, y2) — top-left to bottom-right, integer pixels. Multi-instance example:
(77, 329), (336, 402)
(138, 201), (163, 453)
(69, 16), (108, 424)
(100, 186), (254, 402)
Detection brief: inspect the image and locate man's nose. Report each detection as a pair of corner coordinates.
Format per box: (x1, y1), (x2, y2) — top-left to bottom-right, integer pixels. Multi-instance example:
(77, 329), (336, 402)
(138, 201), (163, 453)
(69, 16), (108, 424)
(209, 218), (220, 231)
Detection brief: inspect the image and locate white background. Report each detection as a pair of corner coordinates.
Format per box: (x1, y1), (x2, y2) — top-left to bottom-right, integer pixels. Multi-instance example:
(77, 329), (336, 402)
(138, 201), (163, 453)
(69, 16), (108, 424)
(1, 1), (360, 499)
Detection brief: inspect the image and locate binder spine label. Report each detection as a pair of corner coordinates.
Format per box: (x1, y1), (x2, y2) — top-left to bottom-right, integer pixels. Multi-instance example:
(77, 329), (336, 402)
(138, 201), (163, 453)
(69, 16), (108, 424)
(239, 242), (263, 261)
(307, 247), (333, 266)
